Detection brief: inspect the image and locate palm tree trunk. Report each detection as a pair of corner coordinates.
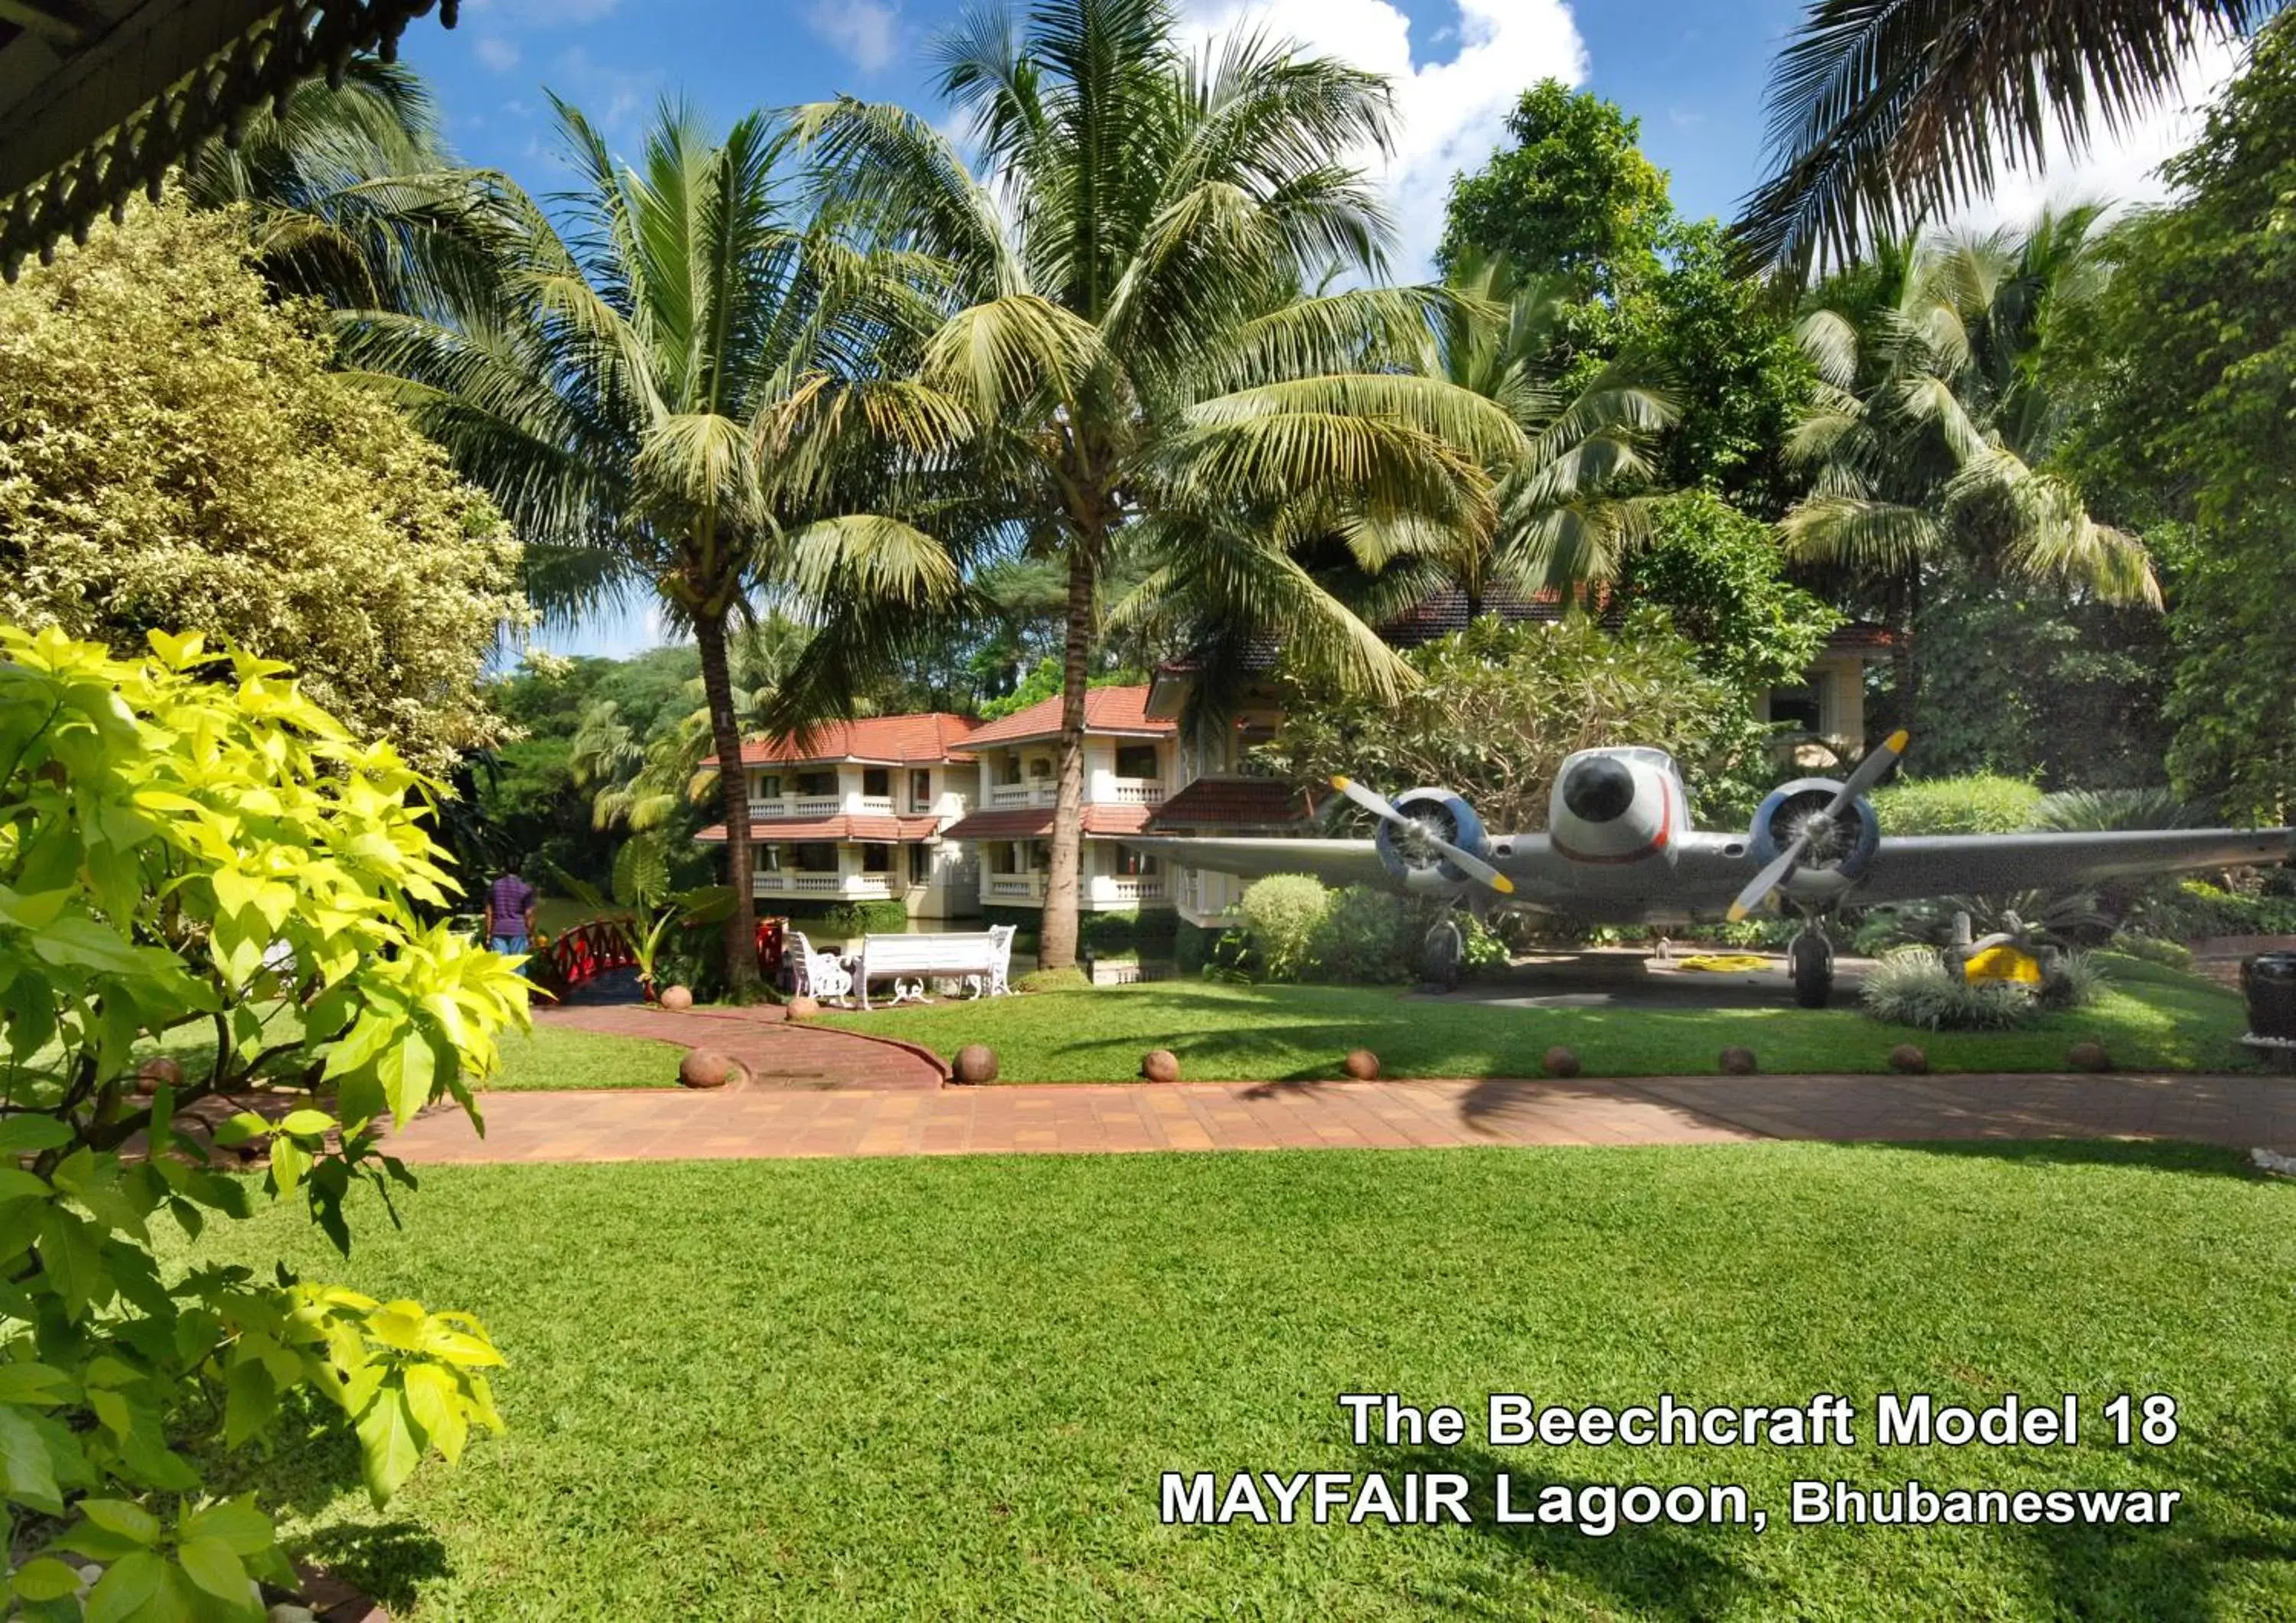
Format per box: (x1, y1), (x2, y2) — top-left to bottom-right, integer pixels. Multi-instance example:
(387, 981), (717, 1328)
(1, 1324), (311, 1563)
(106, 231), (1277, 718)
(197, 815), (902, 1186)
(1039, 548), (1094, 971)
(694, 610), (761, 997)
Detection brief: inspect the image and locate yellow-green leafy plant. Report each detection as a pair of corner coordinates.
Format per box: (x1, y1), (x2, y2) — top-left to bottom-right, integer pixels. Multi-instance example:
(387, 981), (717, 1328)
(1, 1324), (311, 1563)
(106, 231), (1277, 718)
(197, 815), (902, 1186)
(0, 623), (527, 1618)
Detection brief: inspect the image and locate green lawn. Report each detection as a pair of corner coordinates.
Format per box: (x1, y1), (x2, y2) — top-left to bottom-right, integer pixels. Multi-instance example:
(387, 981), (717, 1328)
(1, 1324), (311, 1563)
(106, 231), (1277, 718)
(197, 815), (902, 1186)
(820, 953), (2252, 1081)
(478, 1022), (683, 1090)
(182, 1144), (2296, 1618)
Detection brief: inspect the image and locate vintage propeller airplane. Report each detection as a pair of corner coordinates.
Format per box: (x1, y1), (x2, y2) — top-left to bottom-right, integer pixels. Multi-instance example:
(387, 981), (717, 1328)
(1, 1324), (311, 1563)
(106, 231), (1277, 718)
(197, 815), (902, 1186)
(1123, 735), (2295, 1006)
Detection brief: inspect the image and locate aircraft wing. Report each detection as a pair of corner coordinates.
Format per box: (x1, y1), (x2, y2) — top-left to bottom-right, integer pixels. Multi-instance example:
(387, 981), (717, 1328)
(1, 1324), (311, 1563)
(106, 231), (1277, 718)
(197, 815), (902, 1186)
(1851, 827), (2296, 906)
(1120, 837), (1396, 890)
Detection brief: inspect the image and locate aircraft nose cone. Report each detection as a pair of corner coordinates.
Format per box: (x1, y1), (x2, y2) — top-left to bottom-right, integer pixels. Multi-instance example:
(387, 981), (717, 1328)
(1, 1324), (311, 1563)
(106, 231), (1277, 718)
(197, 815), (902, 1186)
(1561, 757), (1636, 824)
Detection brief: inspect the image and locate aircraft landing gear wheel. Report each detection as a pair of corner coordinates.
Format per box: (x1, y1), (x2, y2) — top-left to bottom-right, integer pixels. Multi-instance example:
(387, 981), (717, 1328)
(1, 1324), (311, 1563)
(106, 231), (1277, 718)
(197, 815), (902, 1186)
(1424, 919), (1464, 990)
(1790, 926), (1835, 1009)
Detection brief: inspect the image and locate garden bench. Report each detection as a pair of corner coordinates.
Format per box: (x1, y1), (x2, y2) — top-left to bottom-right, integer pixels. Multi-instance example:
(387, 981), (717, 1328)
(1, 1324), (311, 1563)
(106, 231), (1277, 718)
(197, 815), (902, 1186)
(786, 929), (855, 1006)
(853, 926), (1016, 1010)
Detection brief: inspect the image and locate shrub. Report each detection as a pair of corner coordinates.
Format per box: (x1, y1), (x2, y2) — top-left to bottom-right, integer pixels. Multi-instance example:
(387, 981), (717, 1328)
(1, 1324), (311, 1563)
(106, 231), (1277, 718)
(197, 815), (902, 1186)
(2037, 949), (2106, 1011)
(0, 625), (520, 1600)
(1016, 966), (1091, 992)
(1304, 887), (1421, 984)
(2128, 879), (2296, 940)
(1081, 907), (1179, 958)
(1870, 775), (2046, 836)
(2109, 931), (2197, 971)
(1174, 918), (1227, 975)
(823, 897), (910, 937)
(2032, 786), (2210, 831)
(1859, 947), (2033, 1030)
(1238, 875), (1332, 981)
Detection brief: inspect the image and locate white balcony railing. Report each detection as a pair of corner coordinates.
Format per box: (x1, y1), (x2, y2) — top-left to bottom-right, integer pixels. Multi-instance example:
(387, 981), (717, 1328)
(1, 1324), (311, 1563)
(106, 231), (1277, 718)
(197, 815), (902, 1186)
(755, 872), (894, 900)
(748, 795), (845, 821)
(1107, 778), (1163, 805)
(987, 874), (1045, 901)
(856, 795), (895, 813)
(1105, 876), (1164, 903)
(988, 782), (1058, 808)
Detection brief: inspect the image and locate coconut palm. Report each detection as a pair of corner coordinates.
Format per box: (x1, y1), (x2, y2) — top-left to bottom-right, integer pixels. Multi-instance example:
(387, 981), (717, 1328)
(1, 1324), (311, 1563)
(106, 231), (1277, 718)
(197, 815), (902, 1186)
(341, 100), (962, 992)
(1420, 253), (1678, 605)
(1780, 207), (2157, 726)
(785, 0), (1518, 968)
(1735, 0), (2285, 276)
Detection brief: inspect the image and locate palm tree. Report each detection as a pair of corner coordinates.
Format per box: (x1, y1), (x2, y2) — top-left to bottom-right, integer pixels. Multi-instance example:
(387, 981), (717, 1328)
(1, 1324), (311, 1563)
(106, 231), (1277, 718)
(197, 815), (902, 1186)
(1779, 207), (2157, 725)
(1419, 253), (1678, 605)
(786, 0), (1518, 968)
(1735, 0), (2285, 276)
(342, 100), (962, 993)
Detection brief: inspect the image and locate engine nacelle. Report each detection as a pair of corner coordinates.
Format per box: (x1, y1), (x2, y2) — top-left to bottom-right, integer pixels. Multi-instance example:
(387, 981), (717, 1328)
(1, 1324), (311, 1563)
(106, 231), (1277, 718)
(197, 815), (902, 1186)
(1749, 777), (1881, 886)
(1373, 789), (1492, 891)
(1548, 748), (1686, 864)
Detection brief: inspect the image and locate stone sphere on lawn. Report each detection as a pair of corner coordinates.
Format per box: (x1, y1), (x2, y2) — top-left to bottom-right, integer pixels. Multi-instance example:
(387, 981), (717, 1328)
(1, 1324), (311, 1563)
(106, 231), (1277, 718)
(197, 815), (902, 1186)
(133, 1056), (184, 1096)
(1888, 1043), (1929, 1075)
(657, 984), (694, 1011)
(1140, 1049), (1181, 1084)
(1342, 1049), (1381, 1080)
(1719, 1045), (1758, 1076)
(2066, 1040), (2112, 1072)
(1542, 1045), (1581, 1079)
(953, 1043), (1000, 1085)
(677, 1049), (744, 1089)
(785, 995), (821, 1020)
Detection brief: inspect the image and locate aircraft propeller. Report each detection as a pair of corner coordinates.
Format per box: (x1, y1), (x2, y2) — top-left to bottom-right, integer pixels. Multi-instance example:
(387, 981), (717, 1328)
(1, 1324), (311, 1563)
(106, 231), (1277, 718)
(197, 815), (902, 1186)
(1725, 730), (1910, 923)
(1330, 776), (1515, 895)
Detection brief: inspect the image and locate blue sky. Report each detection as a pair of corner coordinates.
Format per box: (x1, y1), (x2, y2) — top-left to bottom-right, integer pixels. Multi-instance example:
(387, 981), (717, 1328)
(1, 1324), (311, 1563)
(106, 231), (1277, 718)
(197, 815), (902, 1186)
(411, 0), (2236, 659)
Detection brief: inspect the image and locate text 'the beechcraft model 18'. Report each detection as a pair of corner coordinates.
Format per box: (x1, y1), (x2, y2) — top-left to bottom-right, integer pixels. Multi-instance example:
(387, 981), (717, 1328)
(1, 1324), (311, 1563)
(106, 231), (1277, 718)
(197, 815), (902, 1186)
(1121, 734), (2296, 1007)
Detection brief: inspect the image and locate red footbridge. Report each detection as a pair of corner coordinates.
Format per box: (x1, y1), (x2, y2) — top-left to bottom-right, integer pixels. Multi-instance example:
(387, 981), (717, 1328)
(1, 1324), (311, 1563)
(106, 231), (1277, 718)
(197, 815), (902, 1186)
(531, 916), (786, 997)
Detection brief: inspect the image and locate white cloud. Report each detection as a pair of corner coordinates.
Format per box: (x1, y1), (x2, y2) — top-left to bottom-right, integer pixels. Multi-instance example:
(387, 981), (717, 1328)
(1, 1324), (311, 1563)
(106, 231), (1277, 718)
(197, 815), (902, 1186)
(1951, 31), (2246, 232)
(1181, 0), (1588, 278)
(808, 0), (901, 75)
(473, 35), (520, 72)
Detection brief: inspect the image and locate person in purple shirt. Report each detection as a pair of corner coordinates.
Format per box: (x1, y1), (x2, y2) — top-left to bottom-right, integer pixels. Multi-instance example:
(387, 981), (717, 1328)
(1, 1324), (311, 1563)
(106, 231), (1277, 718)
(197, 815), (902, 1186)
(482, 867), (537, 958)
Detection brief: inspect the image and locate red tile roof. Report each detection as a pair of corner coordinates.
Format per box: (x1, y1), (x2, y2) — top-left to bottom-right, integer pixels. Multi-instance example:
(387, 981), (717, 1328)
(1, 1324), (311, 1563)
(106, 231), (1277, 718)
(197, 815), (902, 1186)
(960, 686), (1173, 747)
(1147, 777), (1316, 830)
(705, 713), (980, 768)
(693, 815), (945, 843)
(1824, 620), (1900, 652)
(940, 805), (1156, 841)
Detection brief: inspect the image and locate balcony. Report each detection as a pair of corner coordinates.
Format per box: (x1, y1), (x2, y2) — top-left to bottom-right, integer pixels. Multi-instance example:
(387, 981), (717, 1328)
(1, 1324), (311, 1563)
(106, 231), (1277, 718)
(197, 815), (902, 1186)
(753, 873), (895, 900)
(983, 779), (1164, 808)
(1104, 875), (1164, 903)
(986, 874), (1045, 901)
(1106, 777), (1163, 805)
(749, 795), (844, 821)
(988, 782), (1058, 808)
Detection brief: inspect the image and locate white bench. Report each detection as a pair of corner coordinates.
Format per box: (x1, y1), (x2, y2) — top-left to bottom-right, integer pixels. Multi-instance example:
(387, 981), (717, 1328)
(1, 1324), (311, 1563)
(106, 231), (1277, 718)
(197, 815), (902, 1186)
(786, 930), (855, 1006)
(853, 926), (1015, 1010)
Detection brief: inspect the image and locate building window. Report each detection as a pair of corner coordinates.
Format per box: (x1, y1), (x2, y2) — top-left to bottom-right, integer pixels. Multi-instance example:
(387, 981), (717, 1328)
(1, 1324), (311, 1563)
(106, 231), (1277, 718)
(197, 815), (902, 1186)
(795, 769), (836, 797)
(759, 845), (783, 872)
(1768, 682), (1821, 733)
(1115, 743), (1159, 779)
(909, 769), (932, 810)
(791, 843), (838, 873)
(755, 772), (781, 800)
(1029, 840), (1050, 871)
(1001, 756), (1024, 786)
(1027, 755), (1052, 780)
(860, 844), (892, 873)
(863, 766), (891, 798)
(989, 844), (1016, 875)
(908, 844), (932, 884)
(1116, 847), (1159, 877)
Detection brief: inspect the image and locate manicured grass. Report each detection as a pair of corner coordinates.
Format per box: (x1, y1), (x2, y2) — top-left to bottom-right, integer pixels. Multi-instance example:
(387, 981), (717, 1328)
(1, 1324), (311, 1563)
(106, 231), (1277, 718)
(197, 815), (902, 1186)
(820, 953), (2252, 1081)
(478, 1023), (683, 1090)
(182, 1144), (2296, 1618)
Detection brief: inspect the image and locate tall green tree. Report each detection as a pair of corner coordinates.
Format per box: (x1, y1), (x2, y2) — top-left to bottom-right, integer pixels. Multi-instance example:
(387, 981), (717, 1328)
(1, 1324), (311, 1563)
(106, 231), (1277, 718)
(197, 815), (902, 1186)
(789, 0), (1513, 968)
(344, 101), (961, 992)
(1736, 0), (2286, 276)
(2063, 15), (2296, 816)
(1780, 209), (2158, 728)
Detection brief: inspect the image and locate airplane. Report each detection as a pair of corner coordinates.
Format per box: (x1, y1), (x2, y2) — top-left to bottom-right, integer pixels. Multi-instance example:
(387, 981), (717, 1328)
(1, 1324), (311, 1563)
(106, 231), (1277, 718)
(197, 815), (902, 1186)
(1122, 734), (2296, 1006)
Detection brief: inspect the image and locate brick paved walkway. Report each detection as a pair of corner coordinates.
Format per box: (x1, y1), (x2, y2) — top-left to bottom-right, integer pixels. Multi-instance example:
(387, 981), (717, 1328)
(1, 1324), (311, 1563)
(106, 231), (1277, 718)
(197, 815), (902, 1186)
(540, 1004), (945, 1090)
(386, 1069), (2293, 1164)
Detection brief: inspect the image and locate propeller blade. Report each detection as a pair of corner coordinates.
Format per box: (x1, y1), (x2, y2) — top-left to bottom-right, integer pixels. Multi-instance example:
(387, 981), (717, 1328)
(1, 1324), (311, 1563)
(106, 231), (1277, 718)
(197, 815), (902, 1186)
(1332, 776), (1515, 896)
(1724, 730), (1910, 923)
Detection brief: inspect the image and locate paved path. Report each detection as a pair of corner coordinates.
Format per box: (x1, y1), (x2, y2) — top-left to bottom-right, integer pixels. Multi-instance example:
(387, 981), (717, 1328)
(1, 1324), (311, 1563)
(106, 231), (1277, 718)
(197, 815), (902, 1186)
(390, 1070), (2293, 1164)
(540, 1004), (945, 1091)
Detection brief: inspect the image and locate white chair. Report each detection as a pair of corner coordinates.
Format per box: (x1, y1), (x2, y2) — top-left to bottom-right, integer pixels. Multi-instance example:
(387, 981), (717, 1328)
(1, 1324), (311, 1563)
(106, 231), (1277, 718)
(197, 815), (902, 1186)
(787, 930), (854, 1006)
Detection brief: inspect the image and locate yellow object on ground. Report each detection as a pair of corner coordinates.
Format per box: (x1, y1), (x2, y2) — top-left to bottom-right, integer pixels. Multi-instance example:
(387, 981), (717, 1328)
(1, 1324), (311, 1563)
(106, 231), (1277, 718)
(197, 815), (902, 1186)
(1964, 945), (2044, 985)
(1677, 954), (1772, 973)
